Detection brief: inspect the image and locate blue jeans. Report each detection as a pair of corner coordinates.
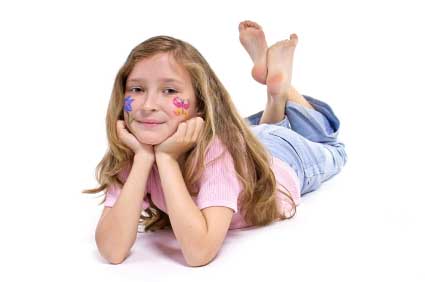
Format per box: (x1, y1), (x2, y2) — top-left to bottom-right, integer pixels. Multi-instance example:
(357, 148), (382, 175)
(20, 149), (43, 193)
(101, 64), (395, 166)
(244, 95), (348, 196)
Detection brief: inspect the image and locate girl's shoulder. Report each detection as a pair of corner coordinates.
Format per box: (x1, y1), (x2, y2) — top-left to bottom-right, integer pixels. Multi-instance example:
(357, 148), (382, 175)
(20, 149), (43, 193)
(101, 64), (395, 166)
(205, 136), (228, 163)
(117, 161), (132, 182)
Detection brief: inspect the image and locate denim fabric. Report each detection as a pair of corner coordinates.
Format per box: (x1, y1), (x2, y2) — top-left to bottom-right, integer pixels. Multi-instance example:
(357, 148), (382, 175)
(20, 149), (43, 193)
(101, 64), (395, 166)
(244, 95), (347, 196)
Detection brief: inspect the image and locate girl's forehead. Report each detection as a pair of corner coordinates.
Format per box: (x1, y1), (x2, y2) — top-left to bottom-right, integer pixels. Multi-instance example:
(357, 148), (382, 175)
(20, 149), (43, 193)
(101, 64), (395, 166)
(129, 53), (189, 81)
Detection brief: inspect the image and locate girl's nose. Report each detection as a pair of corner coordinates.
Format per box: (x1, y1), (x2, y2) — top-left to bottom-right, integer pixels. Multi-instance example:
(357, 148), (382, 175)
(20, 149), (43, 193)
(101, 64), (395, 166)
(142, 92), (159, 111)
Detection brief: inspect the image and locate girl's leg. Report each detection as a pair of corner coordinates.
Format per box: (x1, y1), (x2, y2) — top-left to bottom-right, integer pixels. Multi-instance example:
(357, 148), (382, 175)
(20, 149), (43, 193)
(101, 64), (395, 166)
(265, 127), (347, 195)
(259, 85), (315, 125)
(240, 22), (347, 195)
(239, 20), (314, 124)
(259, 34), (299, 124)
(244, 90), (339, 144)
(251, 95), (348, 195)
(285, 94), (342, 145)
(287, 86), (315, 111)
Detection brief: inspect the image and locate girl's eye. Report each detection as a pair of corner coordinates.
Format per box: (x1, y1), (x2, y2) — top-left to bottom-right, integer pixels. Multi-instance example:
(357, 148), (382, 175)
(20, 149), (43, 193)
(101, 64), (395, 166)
(129, 87), (144, 93)
(164, 88), (177, 95)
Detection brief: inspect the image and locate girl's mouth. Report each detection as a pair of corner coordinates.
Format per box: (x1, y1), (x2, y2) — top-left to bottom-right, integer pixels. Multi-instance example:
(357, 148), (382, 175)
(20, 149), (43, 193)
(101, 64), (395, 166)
(137, 121), (165, 128)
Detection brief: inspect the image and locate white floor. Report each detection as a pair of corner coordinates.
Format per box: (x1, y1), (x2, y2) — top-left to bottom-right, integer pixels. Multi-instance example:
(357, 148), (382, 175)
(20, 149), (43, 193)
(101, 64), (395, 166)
(7, 159), (424, 281)
(74, 160), (424, 282)
(23, 153), (420, 282)
(1, 1), (424, 281)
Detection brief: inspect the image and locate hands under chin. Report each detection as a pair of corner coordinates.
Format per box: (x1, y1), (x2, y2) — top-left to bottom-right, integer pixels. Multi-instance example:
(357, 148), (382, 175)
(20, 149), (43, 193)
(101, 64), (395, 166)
(153, 117), (205, 161)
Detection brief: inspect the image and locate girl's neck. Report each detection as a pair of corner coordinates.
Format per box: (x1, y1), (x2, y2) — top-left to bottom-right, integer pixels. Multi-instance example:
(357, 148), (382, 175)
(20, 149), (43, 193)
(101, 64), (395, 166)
(177, 155), (186, 168)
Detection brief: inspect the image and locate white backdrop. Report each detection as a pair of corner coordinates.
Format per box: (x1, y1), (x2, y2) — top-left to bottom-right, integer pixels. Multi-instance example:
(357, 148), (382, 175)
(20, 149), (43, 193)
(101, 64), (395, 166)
(1, 0), (424, 281)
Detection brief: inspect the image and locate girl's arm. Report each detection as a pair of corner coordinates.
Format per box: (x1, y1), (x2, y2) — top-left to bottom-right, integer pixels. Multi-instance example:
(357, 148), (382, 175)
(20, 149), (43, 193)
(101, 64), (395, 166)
(95, 153), (154, 264)
(155, 153), (209, 267)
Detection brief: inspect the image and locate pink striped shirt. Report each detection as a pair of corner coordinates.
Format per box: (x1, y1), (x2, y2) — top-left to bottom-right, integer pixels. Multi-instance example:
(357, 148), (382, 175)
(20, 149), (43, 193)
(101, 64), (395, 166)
(104, 137), (301, 230)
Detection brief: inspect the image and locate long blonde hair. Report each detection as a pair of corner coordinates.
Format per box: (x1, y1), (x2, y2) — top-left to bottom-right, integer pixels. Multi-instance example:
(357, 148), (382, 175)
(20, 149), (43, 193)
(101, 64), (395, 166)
(82, 35), (296, 232)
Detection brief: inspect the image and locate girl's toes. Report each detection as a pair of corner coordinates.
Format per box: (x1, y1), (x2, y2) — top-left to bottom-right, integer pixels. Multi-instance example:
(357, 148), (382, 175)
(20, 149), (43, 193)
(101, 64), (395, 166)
(239, 21), (248, 29)
(245, 20), (260, 29)
(249, 21), (261, 29)
(239, 21), (250, 30)
(290, 33), (298, 44)
(281, 39), (292, 47)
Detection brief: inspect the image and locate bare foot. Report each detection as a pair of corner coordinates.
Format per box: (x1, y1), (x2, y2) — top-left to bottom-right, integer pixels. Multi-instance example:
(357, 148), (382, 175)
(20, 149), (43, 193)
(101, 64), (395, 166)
(266, 34), (298, 100)
(239, 20), (268, 84)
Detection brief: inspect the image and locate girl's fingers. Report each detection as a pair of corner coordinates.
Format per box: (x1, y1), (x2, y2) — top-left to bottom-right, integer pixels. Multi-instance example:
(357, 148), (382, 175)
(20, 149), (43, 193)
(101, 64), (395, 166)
(117, 120), (127, 132)
(185, 119), (196, 141)
(192, 117), (203, 141)
(116, 120), (122, 132)
(177, 121), (188, 140)
(117, 120), (126, 129)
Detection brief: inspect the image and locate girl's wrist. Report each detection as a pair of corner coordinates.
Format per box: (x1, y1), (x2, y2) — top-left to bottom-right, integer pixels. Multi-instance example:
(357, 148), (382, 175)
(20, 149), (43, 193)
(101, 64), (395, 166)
(155, 151), (175, 162)
(134, 152), (155, 164)
(155, 152), (186, 169)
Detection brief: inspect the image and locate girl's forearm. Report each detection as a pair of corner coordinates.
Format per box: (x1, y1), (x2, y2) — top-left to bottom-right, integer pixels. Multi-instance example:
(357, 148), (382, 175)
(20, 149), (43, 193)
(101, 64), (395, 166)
(95, 154), (154, 263)
(155, 153), (208, 266)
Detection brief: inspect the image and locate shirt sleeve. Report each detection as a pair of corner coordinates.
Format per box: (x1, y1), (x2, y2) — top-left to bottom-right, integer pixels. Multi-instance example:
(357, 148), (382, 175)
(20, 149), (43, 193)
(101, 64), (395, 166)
(104, 183), (150, 210)
(195, 138), (243, 213)
(104, 183), (120, 207)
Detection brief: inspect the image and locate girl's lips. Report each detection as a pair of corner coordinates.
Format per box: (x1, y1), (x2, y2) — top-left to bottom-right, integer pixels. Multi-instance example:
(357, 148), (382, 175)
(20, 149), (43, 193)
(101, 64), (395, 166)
(136, 121), (165, 128)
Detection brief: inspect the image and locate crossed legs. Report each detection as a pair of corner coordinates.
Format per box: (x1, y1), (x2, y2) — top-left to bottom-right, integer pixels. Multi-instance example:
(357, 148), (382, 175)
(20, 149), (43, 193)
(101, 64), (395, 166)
(238, 20), (315, 124)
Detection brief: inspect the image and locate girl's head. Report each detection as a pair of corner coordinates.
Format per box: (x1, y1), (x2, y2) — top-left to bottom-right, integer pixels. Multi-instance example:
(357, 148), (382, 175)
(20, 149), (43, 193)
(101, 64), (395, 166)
(122, 51), (199, 145)
(84, 35), (295, 232)
(110, 36), (218, 146)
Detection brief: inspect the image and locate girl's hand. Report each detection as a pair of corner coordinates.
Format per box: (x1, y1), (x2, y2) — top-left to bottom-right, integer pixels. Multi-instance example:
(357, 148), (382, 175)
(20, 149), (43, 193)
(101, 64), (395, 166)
(154, 117), (205, 161)
(116, 120), (155, 161)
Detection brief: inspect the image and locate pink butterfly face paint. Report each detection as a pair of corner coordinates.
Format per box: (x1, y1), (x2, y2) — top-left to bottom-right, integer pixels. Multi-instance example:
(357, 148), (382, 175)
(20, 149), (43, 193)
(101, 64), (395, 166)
(173, 96), (190, 117)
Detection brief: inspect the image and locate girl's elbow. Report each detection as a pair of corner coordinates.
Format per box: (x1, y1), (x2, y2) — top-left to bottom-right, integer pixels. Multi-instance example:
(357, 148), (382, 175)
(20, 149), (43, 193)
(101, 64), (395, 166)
(107, 254), (127, 265)
(185, 250), (216, 267)
(100, 248), (129, 265)
(186, 256), (214, 267)
(96, 235), (130, 265)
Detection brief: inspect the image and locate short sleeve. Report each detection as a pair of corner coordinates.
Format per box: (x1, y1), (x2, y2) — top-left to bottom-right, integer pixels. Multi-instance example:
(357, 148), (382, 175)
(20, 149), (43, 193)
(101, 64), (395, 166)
(104, 183), (150, 210)
(195, 138), (243, 213)
(104, 184), (120, 207)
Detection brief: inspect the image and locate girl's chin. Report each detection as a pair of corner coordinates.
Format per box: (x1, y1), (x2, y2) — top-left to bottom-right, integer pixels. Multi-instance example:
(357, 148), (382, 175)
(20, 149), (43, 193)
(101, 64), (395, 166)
(135, 133), (167, 145)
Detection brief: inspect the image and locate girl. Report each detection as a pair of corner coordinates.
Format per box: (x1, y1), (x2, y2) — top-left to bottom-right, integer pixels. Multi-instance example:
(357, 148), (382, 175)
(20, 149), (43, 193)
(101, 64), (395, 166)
(82, 20), (347, 267)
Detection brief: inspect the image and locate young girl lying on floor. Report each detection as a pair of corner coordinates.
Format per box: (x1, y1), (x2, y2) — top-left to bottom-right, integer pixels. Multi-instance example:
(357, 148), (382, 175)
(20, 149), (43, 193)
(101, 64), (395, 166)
(83, 20), (347, 267)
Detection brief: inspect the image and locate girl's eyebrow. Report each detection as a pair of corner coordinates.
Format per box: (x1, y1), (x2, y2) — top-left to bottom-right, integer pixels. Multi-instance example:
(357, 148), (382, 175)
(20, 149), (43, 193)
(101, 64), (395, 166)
(127, 77), (184, 86)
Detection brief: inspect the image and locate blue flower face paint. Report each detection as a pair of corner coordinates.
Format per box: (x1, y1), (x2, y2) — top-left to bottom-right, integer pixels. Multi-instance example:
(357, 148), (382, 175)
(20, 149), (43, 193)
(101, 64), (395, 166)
(124, 96), (135, 112)
(124, 96), (135, 126)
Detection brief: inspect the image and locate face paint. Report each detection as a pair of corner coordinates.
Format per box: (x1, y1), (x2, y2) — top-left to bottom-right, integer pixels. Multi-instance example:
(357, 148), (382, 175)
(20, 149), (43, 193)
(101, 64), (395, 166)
(124, 96), (134, 112)
(173, 96), (190, 117)
(124, 96), (135, 125)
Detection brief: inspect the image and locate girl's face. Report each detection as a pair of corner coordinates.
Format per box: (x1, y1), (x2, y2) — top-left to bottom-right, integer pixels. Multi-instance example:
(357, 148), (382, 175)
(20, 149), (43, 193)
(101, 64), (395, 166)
(123, 52), (199, 145)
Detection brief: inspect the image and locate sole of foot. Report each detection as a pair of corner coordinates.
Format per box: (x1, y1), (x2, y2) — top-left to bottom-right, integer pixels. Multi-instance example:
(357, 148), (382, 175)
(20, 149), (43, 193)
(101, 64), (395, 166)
(238, 20), (268, 84)
(266, 33), (298, 100)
